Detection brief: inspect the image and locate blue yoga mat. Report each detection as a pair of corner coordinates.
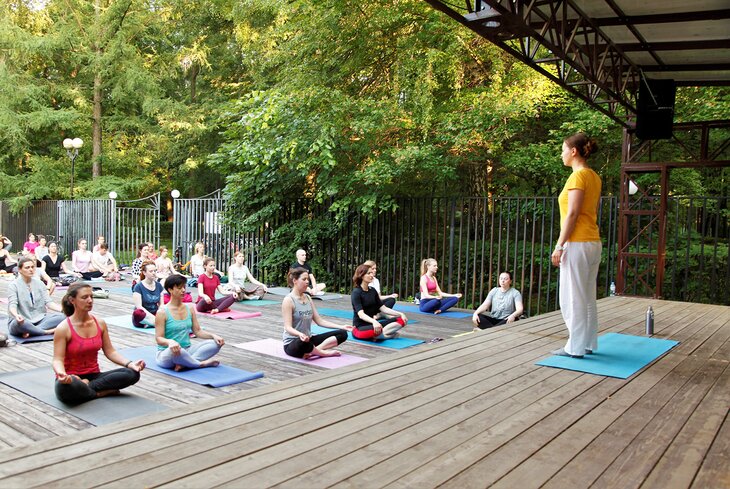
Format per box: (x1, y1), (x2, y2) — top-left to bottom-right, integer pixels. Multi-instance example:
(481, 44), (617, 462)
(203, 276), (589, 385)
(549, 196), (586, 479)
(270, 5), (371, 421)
(105, 315), (156, 335)
(395, 304), (472, 319)
(536, 333), (680, 379)
(310, 325), (423, 349)
(240, 299), (280, 306)
(316, 308), (419, 324)
(122, 346), (264, 387)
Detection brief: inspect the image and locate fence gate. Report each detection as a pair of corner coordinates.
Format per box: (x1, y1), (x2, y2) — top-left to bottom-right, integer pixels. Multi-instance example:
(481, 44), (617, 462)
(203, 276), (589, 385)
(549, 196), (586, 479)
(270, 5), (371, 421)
(110, 194), (161, 264)
(56, 199), (115, 257)
(57, 193), (160, 262)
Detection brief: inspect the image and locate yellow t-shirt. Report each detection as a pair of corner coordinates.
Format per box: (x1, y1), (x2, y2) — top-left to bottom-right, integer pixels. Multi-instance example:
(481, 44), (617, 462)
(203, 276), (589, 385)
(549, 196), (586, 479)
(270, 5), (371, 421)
(558, 168), (602, 242)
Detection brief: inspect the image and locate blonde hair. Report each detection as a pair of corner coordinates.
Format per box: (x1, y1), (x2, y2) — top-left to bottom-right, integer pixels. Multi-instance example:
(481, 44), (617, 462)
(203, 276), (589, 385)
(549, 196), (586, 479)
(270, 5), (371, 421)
(363, 260), (376, 268)
(420, 258), (437, 276)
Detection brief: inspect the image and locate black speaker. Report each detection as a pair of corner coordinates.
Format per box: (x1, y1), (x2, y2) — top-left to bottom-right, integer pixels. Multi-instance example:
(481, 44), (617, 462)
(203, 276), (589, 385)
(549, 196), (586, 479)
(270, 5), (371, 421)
(636, 78), (675, 140)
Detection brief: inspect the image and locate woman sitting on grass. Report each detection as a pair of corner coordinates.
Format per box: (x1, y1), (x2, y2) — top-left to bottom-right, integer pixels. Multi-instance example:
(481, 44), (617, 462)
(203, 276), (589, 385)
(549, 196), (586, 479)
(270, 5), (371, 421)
(155, 274), (224, 371)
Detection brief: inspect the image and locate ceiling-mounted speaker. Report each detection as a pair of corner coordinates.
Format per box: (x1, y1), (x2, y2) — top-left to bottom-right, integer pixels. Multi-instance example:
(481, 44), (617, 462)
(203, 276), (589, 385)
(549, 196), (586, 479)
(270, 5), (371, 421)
(636, 78), (676, 140)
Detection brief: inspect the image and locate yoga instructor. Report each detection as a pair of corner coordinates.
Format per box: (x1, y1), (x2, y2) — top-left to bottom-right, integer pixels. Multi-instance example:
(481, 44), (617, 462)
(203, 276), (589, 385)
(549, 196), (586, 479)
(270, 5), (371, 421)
(551, 133), (602, 359)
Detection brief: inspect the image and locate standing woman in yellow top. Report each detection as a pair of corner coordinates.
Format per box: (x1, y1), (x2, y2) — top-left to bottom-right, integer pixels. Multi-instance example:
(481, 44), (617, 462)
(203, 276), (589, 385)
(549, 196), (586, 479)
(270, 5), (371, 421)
(551, 133), (602, 358)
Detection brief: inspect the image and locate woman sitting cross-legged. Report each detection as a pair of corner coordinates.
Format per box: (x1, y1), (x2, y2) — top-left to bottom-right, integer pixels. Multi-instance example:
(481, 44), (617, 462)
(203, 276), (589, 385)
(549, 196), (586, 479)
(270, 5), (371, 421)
(71, 238), (103, 280)
(7, 257), (65, 338)
(282, 267), (350, 359)
(351, 264), (408, 341)
(132, 261), (164, 328)
(155, 274), (224, 371)
(472, 271), (524, 330)
(228, 252), (267, 300)
(53, 283), (145, 405)
(196, 258), (237, 314)
(418, 258), (462, 314)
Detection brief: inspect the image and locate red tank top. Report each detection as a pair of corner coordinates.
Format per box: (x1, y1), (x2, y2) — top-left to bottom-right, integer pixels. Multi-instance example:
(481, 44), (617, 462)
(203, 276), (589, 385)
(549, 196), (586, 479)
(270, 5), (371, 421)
(424, 274), (437, 293)
(64, 316), (103, 375)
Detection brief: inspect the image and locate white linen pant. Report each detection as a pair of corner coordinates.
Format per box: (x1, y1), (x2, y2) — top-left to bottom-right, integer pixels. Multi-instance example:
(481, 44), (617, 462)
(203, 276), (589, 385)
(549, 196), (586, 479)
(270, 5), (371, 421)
(559, 240), (602, 356)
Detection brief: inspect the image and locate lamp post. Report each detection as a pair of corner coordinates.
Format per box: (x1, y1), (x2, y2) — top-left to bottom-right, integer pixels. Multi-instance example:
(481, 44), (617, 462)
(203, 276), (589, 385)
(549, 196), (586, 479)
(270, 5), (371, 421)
(63, 138), (83, 199)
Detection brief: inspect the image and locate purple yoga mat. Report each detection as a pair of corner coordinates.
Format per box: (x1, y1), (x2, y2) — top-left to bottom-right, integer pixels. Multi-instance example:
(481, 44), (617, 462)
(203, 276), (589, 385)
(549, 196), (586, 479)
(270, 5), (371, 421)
(233, 338), (367, 369)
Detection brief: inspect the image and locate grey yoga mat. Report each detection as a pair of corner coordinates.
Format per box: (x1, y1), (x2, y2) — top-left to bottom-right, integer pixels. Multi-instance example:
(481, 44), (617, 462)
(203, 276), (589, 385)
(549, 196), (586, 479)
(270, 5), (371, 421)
(0, 367), (168, 426)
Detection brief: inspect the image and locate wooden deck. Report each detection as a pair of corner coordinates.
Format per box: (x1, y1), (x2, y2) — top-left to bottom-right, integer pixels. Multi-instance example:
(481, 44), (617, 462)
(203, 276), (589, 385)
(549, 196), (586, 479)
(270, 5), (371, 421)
(0, 278), (727, 488)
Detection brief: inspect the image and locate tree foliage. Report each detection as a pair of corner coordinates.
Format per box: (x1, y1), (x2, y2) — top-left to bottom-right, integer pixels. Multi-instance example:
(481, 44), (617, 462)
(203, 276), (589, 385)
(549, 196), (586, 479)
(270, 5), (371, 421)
(0, 0), (726, 217)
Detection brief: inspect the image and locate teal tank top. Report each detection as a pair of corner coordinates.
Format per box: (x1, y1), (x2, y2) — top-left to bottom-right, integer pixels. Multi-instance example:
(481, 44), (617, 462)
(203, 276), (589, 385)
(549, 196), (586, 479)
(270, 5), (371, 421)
(157, 305), (192, 351)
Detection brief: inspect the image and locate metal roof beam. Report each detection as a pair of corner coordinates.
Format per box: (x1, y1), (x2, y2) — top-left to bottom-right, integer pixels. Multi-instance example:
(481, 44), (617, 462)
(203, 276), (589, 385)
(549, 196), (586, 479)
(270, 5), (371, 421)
(592, 9), (730, 26)
(616, 39), (730, 52)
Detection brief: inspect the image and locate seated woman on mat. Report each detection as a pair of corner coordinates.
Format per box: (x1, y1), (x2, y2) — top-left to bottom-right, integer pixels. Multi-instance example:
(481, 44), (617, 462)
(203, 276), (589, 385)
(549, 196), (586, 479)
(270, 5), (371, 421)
(26, 251), (56, 295)
(23, 232), (39, 255)
(7, 257), (65, 338)
(362, 260), (398, 308)
(189, 241), (206, 278)
(351, 264), (408, 341)
(92, 243), (121, 281)
(291, 249), (326, 295)
(228, 252), (267, 300)
(53, 282), (145, 405)
(132, 261), (164, 328)
(42, 242), (64, 279)
(472, 271), (524, 330)
(34, 235), (49, 260)
(131, 243), (152, 284)
(0, 247), (17, 274)
(71, 238), (102, 280)
(155, 246), (178, 285)
(155, 274), (224, 371)
(196, 258), (237, 314)
(418, 258), (462, 315)
(282, 267), (350, 359)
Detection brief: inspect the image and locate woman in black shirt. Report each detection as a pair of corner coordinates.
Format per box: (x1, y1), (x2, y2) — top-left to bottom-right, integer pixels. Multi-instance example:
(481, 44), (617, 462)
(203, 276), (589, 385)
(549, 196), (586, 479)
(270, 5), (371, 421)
(351, 264), (408, 341)
(42, 242), (65, 278)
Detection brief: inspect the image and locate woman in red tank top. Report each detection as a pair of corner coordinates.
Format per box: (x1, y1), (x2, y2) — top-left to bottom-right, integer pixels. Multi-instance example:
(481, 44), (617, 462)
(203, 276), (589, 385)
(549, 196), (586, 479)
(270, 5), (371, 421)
(52, 283), (145, 405)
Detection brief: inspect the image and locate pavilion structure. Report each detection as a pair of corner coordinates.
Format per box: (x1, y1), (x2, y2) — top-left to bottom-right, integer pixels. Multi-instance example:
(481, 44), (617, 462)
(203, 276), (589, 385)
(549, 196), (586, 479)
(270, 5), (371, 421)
(423, 0), (730, 297)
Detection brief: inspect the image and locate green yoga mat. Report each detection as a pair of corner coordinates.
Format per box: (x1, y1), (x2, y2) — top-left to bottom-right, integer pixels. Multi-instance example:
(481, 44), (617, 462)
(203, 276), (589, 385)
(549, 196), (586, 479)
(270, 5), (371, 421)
(240, 299), (280, 306)
(536, 332), (680, 379)
(0, 368), (167, 426)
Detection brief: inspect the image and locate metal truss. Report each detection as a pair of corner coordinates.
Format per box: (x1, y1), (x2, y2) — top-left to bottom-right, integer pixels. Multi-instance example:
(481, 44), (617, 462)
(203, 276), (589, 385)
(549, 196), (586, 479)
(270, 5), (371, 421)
(618, 121), (730, 298)
(424, 0), (641, 126)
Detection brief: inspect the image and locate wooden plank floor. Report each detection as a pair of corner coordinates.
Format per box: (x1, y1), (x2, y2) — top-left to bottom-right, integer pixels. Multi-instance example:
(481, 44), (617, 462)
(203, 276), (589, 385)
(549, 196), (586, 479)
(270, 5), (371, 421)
(0, 278), (727, 488)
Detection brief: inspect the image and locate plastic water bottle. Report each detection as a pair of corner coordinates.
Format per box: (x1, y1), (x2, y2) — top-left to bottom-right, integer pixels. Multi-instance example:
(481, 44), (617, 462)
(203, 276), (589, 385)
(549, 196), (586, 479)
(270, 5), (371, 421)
(645, 306), (654, 336)
(609, 282), (616, 296)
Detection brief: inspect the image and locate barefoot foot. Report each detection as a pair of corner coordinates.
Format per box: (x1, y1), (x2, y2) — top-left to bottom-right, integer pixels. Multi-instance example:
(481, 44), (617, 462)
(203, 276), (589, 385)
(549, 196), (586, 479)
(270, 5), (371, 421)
(210, 308), (219, 314)
(199, 359), (220, 368)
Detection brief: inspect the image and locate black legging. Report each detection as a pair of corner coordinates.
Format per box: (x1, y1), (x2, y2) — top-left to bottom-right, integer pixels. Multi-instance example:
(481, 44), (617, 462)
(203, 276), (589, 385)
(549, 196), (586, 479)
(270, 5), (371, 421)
(381, 297), (396, 309)
(284, 329), (348, 358)
(55, 368), (140, 405)
(81, 271), (103, 280)
(475, 314), (517, 329)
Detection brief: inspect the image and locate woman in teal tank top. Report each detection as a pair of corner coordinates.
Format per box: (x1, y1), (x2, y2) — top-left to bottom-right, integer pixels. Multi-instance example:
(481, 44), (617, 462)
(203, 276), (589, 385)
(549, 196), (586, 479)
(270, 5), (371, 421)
(155, 274), (225, 370)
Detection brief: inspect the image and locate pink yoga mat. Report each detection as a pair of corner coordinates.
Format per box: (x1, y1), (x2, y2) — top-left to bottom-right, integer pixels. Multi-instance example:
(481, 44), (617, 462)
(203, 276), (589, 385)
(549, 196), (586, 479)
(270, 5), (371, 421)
(233, 338), (367, 369)
(197, 310), (262, 320)
(0, 297), (7, 304)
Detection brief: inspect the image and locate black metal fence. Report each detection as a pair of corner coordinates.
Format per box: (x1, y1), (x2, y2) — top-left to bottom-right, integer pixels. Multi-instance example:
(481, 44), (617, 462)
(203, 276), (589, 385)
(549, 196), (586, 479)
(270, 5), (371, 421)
(171, 193), (727, 314)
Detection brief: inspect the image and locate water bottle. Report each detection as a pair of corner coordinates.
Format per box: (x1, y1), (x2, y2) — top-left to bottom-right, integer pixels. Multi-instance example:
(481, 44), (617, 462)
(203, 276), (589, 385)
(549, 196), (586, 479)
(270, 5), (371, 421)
(609, 282), (616, 296)
(645, 306), (654, 336)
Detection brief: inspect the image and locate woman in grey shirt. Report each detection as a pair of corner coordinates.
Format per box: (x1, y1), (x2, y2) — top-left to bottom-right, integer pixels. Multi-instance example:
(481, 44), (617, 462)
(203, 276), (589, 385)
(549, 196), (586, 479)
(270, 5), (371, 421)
(472, 271), (524, 329)
(7, 257), (65, 337)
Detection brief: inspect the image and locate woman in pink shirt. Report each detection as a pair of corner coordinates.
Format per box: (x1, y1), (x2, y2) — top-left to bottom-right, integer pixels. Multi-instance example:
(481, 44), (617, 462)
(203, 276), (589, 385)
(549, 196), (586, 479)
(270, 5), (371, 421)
(418, 258), (462, 314)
